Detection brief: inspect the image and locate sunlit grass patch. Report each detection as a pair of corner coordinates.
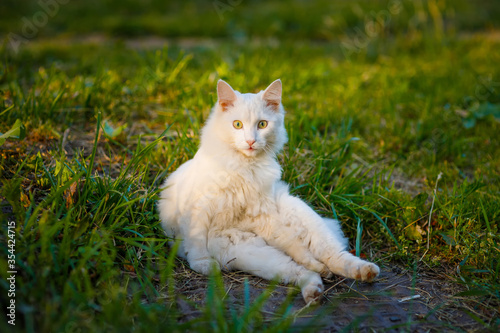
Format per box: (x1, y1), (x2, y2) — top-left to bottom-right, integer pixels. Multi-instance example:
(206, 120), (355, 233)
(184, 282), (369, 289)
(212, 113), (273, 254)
(1, 24), (499, 331)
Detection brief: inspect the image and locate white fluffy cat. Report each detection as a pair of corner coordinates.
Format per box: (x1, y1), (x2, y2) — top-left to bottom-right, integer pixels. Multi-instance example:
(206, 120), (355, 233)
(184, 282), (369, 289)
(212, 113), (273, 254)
(157, 79), (380, 304)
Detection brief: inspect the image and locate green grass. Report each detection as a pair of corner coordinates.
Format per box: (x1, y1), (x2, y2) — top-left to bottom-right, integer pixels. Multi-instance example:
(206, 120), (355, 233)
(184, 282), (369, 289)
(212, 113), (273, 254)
(1, 0), (500, 39)
(1, 0), (500, 331)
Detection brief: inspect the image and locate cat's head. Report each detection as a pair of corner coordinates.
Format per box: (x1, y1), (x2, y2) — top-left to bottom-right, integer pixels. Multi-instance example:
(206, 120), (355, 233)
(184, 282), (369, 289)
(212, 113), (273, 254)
(202, 79), (287, 158)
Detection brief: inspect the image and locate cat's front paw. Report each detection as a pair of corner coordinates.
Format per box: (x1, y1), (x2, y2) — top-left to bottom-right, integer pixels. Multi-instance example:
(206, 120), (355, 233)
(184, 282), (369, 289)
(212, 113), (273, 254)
(303, 260), (331, 278)
(190, 258), (219, 275)
(319, 265), (333, 279)
(353, 262), (380, 282)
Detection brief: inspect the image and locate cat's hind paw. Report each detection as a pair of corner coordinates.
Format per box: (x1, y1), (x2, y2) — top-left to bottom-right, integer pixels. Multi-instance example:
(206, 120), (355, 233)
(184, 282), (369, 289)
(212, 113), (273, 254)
(354, 262), (380, 282)
(189, 257), (219, 275)
(302, 281), (324, 305)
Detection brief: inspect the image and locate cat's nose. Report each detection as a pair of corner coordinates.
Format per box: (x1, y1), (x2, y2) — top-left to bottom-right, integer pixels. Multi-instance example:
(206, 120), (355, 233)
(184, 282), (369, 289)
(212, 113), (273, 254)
(246, 139), (256, 147)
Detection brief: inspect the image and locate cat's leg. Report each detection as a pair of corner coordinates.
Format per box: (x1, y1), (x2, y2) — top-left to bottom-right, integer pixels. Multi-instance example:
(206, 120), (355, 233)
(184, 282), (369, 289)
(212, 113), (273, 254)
(179, 216), (219, 275)
(271, 237), (332, 278)
(273, 185), (380, 282)
(318, 217), (379, 281)
(207, 229), (324, 304)
(321, 246), (380, 282)
(158, 189), (216, 274)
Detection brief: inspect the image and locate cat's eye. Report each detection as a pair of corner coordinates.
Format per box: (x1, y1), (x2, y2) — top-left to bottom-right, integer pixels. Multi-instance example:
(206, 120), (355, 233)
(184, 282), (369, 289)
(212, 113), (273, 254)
(233, 120), (243, 129)
(258, 120), (268, 129)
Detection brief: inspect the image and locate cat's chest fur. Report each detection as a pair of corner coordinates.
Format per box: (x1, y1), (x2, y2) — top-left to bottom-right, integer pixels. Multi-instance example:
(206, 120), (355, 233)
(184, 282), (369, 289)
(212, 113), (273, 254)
(197, 154), (281, 228)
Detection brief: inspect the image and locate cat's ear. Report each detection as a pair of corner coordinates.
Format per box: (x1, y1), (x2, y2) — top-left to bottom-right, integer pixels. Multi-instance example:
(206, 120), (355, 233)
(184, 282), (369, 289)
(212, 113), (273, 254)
(262, 79), (282, 112)
(217, 80), (237, 112)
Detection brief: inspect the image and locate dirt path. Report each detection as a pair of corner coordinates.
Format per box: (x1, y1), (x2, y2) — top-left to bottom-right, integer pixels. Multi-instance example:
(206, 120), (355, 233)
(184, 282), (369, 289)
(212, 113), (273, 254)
(172, 264), (489, 332)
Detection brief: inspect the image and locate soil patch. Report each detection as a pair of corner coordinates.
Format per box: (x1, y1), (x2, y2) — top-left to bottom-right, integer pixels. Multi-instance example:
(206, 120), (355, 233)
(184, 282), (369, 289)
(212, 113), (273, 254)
(171, 263), (492, 332)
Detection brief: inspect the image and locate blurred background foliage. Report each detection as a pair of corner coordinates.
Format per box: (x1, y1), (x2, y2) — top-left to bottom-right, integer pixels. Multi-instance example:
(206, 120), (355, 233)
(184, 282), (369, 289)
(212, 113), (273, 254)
(1, 0), (499, 41)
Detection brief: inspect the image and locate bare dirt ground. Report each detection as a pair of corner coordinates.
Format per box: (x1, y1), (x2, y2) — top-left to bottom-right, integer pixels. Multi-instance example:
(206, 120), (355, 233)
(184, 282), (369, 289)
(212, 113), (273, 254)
(171, 261), (497, 332)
